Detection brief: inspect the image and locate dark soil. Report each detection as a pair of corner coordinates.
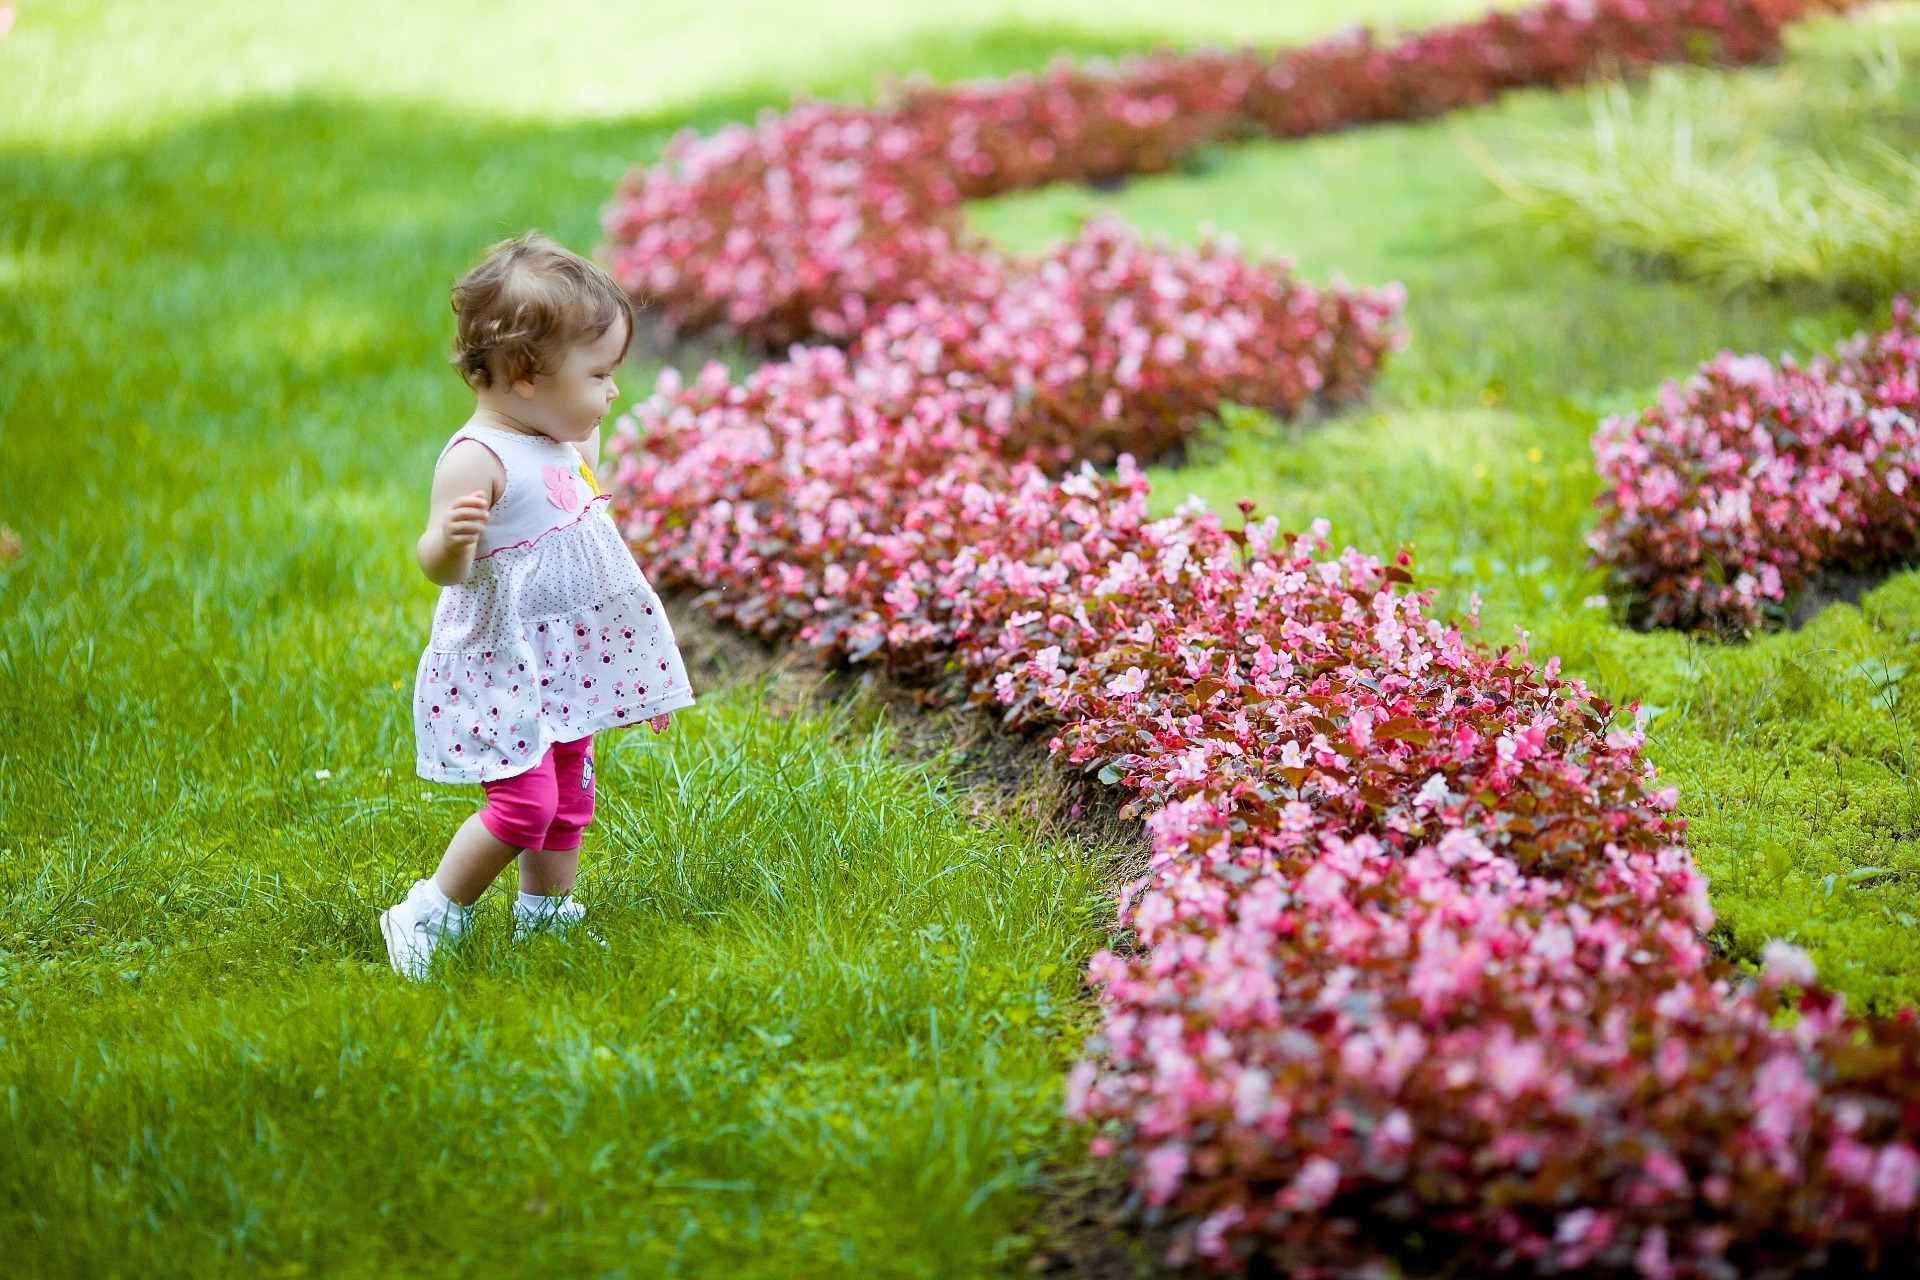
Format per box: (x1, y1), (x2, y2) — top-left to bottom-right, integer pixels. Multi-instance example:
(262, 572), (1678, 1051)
(1018, 1164), (1170, 1278)
(1787, 564), (1905, 630)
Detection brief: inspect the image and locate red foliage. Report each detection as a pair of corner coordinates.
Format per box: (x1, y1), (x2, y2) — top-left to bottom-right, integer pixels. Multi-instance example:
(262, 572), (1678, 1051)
(1591, 302), (1920, 631)
(600, 1), (1920, 1272)
(602, 0), (1809, 351)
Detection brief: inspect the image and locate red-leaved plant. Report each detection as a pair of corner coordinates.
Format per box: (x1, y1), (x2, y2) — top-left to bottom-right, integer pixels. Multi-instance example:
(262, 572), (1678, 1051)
(601, 0), (1917, 1272)
(607, 389), (1920, 1276)
(1591, 301), (1920, 632)
(604, 0), (1812, 352)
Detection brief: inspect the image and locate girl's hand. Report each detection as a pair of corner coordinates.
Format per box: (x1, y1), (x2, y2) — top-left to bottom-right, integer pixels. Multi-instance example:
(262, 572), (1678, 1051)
(441, 490), (491, 547)
(648, 714), (672, 733)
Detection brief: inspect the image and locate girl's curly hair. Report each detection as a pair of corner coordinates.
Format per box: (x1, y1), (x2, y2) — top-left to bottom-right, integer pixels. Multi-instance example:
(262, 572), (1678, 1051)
(450, 233), (633, 389)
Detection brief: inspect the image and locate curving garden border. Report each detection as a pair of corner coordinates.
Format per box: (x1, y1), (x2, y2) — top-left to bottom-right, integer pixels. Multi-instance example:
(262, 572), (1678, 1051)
(600, 0), (1919, 1273)
(1592, 301), (1920, 633)
(604, 0), (1805, 353)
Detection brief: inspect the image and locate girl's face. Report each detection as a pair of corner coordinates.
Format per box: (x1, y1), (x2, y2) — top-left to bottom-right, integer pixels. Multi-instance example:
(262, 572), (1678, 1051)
(511, 319), (627, 443)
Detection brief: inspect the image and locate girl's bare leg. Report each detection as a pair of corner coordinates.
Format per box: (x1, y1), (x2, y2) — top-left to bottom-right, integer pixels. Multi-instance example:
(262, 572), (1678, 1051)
(431, 812), (522, 905)
(518, 848), (580, 897)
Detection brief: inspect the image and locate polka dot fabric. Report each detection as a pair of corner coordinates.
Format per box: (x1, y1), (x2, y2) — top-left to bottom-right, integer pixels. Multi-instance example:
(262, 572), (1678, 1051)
(414, 427), (695, 784)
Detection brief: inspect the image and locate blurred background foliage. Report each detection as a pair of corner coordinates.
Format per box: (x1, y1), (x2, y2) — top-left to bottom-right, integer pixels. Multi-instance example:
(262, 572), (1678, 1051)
(1481, 10), (1920, 295)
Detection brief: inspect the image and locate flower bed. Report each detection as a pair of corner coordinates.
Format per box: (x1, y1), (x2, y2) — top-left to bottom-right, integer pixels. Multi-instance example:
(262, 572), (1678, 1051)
(610, 379), (1920, 1268)
(606, 218), (1401, 646)
(603, 0), (1811, 353)
(1590, 302), (1920, 632)
(601, 0), (1920, 1271)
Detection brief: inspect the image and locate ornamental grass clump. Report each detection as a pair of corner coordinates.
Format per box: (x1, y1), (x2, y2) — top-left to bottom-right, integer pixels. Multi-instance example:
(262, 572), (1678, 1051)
(1486, 53), (1920, 297)
(602, 0), (1832, 352)
(1590, 301), (1920, 632)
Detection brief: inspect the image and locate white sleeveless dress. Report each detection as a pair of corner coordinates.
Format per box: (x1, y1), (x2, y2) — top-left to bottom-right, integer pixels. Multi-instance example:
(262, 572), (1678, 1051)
(414, 423), (694, 784)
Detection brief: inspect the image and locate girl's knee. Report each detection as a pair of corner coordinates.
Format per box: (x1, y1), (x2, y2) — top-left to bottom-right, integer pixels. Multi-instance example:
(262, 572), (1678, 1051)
(479, 756), (561, 850)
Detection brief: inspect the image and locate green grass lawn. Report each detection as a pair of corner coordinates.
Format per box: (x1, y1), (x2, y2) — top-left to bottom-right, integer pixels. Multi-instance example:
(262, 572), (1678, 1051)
(5, 702), (1109, 1277)
(0, 2), (1485, 1274)
(7, 0), (1920, 1273)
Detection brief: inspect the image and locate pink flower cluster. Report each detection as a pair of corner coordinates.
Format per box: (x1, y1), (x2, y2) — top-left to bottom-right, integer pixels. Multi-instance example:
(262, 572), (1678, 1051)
(606, 215), (1401, 643)
(603, 0), (1807, 350)
(609, 378), (1920, 1272)
(596, 0), (1914, 1268)
(859, 220), (1404, 466)
(1590, 301), (1920, 631)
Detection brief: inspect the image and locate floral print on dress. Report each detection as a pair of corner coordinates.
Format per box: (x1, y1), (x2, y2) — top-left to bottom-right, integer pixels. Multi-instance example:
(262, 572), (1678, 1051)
(414, 438), (694, 784)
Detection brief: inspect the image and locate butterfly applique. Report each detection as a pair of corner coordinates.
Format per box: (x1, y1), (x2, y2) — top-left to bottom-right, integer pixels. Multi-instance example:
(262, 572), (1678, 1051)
(542, 465), (580, 513)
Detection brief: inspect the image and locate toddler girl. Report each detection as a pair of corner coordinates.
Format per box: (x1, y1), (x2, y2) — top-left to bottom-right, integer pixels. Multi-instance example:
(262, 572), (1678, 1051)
(381, 233), (694, 979)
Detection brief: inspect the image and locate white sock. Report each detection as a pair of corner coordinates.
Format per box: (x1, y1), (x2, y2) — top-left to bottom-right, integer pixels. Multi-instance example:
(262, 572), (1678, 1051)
(517, 890), (565, 914)
(421, 877), (465, 921)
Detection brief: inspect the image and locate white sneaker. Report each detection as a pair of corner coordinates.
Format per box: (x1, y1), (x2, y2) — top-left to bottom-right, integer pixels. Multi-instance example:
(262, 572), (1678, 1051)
(512, 894), (602, 945)
(379, 880), (468, 979)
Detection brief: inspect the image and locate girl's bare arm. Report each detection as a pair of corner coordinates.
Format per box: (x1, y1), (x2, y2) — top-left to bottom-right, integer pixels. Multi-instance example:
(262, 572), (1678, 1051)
(416, 440), (506, 586)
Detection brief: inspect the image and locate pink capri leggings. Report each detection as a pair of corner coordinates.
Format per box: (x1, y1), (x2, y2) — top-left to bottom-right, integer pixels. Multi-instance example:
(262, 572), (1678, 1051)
(479, 736), (596, 852)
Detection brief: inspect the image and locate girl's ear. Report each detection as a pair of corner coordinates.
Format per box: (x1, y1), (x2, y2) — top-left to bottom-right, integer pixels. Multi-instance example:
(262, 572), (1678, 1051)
(512, 377), (539, 400)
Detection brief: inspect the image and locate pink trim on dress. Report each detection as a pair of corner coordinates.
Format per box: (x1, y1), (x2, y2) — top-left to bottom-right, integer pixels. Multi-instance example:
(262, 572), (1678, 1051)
(470, 493), (613, 561)
(438, 433), (509, 483)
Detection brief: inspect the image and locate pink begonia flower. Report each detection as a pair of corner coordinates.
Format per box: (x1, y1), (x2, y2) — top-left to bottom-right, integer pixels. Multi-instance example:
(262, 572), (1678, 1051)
(1142, 1142), (1190, 1206)
(542, 465), (580, 513)
(883, 577), (918, 613)
(1107, 667), (1147, 696)
(1635, 1225), (1673, 1280)
(1194, 1204), (1246, 1259)
(1556, 1207), (1597, 1246)
(1762, 939), (1818, 988)
(1370, 1108), (1414, 1156)
(1413, 772), (1449, 809)
(1642, 1149), (1689, 1194)
(1064, 1059), (1098, 1118)
(1232, 1068), (1272, 1124)
(1827, 1133), (1876, 1185)
(1872, 1144), (1920, 1213)
(1281, 1156), (1341, 1211)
